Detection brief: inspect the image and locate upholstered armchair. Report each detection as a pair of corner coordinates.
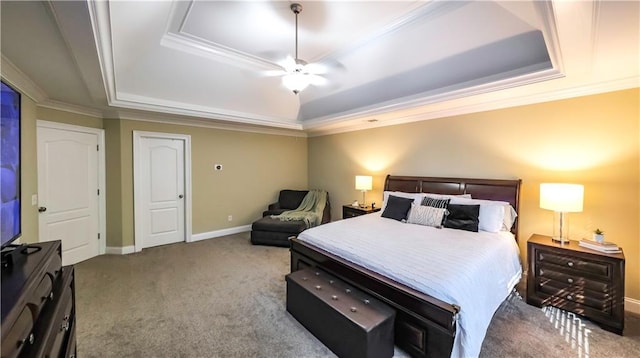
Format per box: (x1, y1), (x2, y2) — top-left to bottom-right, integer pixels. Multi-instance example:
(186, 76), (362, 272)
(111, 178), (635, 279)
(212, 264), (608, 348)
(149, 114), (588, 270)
(251, 190), (331, 247)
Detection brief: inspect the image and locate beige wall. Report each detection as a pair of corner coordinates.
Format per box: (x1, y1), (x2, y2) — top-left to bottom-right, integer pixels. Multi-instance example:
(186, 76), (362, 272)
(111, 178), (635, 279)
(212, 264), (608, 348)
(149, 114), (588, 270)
(37, 107), (103, 129)
(105, 119), (308, 247)
(308, 88), (640, 300)
(19, 95), (38, 243)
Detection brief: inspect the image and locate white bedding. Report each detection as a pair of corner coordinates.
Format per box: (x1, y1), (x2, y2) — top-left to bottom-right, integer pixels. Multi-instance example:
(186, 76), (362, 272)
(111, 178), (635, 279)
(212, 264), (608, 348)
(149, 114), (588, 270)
(297, 212), (522, 358)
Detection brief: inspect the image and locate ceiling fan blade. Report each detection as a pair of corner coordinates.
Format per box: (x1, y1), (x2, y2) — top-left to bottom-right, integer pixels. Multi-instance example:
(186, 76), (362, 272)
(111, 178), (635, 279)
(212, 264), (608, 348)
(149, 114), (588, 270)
(278, 55), (297, 73)
(309, 74), (328, 86)
(258, 70), (287, 78)
(303, 62), (329, 75)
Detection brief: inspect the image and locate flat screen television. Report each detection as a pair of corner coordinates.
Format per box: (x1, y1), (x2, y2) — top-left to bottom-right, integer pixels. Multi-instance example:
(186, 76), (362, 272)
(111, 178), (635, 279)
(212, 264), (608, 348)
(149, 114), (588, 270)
(1, 80), (21, 249)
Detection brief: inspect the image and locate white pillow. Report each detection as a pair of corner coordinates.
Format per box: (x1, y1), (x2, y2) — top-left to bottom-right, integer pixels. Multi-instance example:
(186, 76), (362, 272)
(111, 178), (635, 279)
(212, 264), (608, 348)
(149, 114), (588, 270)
(407, 204), (446, 227)
(424, 193), (472, 199)
(449, 197), (517, 233)
(382, 191), (424, 211)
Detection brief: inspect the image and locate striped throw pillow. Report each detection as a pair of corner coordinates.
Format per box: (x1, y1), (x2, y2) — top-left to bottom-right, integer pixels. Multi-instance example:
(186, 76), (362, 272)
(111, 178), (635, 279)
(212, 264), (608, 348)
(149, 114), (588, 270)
(421, 197), (450, 208)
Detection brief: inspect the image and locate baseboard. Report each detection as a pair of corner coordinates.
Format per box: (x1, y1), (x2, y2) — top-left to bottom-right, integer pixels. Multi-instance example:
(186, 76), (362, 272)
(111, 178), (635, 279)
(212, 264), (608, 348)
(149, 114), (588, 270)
(625, 297), (640, 314)
(190, 225), (251, 242)
(106, 246), (135, 255)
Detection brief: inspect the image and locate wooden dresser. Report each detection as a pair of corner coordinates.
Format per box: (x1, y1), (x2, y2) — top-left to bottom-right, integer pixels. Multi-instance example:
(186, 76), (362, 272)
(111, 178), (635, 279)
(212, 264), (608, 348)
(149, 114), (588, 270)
(526, 234), (625, 334)
(1, 241), (77, 357)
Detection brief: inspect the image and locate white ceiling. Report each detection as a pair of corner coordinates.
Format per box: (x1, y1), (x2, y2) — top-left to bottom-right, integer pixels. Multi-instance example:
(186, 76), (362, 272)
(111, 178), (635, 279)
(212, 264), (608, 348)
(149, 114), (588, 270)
(1, 1), (638, 136)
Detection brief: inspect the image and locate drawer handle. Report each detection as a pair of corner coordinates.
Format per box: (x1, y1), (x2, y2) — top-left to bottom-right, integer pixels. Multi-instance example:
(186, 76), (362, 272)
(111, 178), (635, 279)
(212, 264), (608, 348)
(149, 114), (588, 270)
(331, 295), (338, 301)
(567, 262), (574, 267)
(567, 295), (574, 301)
(567, 278), (574, 284)
(350, 307), (357, 312)
(20, 333), (35, 346)
(60, 315), (70, 332)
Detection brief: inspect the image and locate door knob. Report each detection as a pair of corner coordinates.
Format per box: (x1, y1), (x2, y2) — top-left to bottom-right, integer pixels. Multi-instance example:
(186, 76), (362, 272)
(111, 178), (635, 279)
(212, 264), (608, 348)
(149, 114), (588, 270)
(38, 207), (47, 213)
(178, 195), (184, 199)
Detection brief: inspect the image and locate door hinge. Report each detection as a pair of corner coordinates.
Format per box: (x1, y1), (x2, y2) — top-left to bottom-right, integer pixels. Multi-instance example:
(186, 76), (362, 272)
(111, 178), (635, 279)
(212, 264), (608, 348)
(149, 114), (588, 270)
(97, 189), (100, 195)
(97, 144), (99, 151)
(98, 233), (101, 240)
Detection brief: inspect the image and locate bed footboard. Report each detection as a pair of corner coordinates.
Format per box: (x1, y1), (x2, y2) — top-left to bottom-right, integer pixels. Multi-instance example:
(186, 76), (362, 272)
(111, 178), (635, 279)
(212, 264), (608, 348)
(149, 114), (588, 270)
(290, 238), (458, 358)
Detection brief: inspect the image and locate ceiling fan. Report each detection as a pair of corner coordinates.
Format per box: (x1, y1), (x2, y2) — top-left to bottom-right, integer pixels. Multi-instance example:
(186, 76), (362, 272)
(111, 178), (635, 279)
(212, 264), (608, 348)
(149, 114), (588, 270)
(278, 3), (327, 94)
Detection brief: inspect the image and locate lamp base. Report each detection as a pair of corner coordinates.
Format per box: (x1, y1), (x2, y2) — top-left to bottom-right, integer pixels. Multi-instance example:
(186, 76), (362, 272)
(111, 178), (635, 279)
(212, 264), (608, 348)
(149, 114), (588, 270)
(551, 236), (570, 244)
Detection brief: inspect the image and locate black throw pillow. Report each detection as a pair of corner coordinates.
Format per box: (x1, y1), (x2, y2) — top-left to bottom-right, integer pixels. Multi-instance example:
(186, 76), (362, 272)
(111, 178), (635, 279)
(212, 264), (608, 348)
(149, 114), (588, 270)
(381, 195), (414, 221)
(444, 204), (480, 232)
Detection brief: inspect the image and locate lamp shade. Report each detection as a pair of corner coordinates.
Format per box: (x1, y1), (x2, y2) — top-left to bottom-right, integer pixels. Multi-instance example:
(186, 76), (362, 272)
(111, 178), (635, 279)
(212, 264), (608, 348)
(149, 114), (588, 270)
(540, 183), (584, 212)
(355, 175), (373, 191)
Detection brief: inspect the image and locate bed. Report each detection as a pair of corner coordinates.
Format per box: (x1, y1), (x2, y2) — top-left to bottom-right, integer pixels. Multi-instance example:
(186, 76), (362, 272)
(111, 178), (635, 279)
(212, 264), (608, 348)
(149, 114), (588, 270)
(289, 175), (522, 358)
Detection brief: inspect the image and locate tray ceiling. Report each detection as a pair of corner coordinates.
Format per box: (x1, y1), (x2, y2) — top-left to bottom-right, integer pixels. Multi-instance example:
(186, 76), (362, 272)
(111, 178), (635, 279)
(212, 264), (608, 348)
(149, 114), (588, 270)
(1, 1), (638, 135)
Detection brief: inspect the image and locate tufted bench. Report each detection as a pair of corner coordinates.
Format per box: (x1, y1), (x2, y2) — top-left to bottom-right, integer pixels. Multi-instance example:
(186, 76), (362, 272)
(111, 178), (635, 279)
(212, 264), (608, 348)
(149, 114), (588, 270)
(286, 268), (395, 358)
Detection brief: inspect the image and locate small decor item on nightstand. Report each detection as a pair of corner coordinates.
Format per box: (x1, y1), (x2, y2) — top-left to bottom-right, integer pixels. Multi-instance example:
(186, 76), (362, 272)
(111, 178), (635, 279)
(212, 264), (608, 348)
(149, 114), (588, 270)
(352, 200), (359, 207)
(578, 238), (621, 253)
(593, 228), (605, 243)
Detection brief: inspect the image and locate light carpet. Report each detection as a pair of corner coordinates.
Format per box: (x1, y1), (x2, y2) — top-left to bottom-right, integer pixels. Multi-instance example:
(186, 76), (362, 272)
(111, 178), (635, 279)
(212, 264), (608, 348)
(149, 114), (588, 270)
(75, 233), (640, 357)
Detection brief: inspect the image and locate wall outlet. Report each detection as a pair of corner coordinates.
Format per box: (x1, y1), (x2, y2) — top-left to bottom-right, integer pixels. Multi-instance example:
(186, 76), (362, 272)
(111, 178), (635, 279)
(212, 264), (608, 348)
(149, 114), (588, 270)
(32, 194), (38, 206)
(227, 215), (233, 222)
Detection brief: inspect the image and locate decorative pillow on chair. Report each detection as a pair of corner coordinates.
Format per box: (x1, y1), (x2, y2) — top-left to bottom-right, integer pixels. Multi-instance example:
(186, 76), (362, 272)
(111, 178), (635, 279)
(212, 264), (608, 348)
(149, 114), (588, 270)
(444, 204), (480, 232)
(407, 204), (446, 228)
(381, 195), (414, 221)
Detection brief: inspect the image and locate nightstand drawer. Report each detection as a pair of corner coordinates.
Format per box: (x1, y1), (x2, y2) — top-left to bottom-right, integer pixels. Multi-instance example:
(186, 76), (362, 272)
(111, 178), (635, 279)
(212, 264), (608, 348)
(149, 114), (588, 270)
(536, 290), (612, 317)
(537, 265), (610, 293)
(343, 208), (360, 218)
(536, 250), (612, 280)
(536, 278), (611, 311)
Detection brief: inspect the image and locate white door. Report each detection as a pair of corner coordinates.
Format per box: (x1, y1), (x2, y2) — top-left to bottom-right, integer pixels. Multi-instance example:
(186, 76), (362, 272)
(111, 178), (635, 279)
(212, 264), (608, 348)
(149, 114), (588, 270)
(137, 136), (186, 249)
(37, 125), (101, 265)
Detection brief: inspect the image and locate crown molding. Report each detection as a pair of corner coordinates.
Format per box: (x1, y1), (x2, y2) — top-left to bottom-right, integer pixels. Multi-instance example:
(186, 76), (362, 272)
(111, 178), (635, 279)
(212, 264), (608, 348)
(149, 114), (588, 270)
(37, 99), (104, 118)
(112, 92), (303, 130)
(107, 108), (307, 138)
(306, 76), (639, 137)
(86, 0), (117, 105)
(303, 65), (564, 131)
(0, 54), (48, 102)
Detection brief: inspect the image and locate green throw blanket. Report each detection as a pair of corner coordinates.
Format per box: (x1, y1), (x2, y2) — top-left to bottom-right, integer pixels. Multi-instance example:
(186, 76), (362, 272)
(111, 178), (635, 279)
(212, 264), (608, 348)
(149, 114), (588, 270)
(272, 190), (327, 228)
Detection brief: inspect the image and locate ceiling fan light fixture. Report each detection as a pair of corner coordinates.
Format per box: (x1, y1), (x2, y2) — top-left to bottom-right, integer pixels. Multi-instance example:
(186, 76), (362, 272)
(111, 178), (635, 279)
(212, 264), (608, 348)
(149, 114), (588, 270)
(283, 71), (311, 94)
(283, 2), (311, 95)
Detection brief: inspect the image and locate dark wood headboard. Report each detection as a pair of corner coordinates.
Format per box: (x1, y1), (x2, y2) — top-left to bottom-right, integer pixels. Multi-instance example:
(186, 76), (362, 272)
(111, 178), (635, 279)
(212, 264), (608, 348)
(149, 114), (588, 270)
(384, 175), (522, 236)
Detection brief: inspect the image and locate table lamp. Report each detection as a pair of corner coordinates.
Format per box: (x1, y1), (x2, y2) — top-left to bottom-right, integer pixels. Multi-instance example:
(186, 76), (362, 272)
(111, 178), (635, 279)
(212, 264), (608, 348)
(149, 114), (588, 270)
(539, 183), (584, 244)
(355, 175), (373, 208)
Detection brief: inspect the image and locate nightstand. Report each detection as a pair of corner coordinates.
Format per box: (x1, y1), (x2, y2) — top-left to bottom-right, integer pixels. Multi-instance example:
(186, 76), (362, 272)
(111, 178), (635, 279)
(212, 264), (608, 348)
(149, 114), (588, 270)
(526, 234), (625, 334)
(342, 205), (381, 219)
